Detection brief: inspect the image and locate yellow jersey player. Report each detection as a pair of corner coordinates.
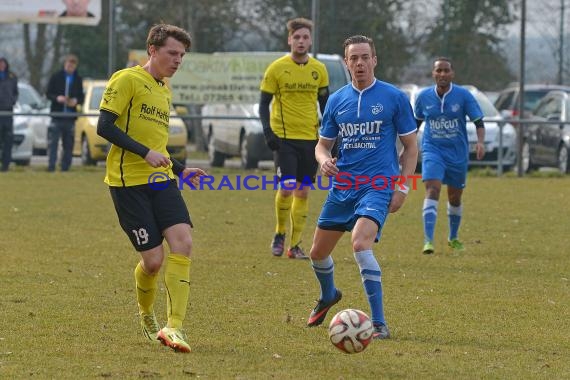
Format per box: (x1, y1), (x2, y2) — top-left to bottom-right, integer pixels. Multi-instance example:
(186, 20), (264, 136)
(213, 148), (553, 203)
(97, 24), (205, 353)
(260, 17), (330, 259)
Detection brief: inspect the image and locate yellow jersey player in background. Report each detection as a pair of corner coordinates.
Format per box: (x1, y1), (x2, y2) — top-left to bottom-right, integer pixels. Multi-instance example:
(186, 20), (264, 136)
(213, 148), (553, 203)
(260, 17), (329, 260)
(97, 24), (205, 353)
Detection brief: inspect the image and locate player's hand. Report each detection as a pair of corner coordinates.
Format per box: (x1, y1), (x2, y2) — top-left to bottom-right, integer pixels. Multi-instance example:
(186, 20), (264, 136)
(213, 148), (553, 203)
(320, 157), (338, 177)
(389, 191), (406, 213)
(263, 129), (281, 151)
(181, 167), (207, 187)
(145, 150), (171, 168)
(475, 142), (485, 160)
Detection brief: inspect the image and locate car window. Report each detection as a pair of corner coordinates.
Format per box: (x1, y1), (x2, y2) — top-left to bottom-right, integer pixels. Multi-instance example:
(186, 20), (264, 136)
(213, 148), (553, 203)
(494, 90), (514, 111)
(321, 57), (349, 93)
(18, 85), (44, 109)
(523, 90), (552, 111)
(90, 86), (105, 110)
(534, 97), (560, 118)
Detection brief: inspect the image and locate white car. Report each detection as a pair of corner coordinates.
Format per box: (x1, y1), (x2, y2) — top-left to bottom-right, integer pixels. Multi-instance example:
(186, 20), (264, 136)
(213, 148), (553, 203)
(1, 83), (45, 166)
(17, 82), (51, 155)
(403, 84), (517, 171)
(7, 108), (34, 166)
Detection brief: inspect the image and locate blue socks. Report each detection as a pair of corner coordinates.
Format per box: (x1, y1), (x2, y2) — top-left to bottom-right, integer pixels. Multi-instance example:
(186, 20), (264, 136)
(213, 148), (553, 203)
(447, 202), (463, 240)
(311, 256), (336, 302)
(423, 199), (438, 243)
(354, 250), (385, 326)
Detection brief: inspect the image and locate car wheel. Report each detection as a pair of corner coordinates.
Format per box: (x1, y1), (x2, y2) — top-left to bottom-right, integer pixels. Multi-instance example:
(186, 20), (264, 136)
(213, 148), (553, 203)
(557, 144), (569, 174)
(14, 159), (31, 166)
(240, 134), (258, 169)
(208, 134), (225, 167)
(81, 136), (97, 166)
(521, 141), (533, 173)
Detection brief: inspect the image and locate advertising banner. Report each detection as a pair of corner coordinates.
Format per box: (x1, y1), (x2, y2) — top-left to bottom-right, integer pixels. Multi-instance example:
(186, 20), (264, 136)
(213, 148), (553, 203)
(129, 50), (284, 104)
(0, 0), (101, 25)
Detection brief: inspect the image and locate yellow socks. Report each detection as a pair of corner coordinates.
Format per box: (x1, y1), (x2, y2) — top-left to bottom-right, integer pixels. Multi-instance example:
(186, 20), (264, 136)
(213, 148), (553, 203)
(275, 191), (293, 234)
(164, 253), (191, 329)
(290, 196), (308, 247)
(134, 262), (158, 314)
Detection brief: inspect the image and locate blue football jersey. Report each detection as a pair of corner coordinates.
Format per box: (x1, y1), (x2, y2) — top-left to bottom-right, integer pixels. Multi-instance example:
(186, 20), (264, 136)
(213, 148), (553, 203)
(320, 79), (416, 188)
(414, 83), (483, 164)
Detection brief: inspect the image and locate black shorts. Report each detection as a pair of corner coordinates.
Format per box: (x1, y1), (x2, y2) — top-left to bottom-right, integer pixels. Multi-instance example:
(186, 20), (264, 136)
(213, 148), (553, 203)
(274, 139), (318, 184)
(109, 180), (192, 252)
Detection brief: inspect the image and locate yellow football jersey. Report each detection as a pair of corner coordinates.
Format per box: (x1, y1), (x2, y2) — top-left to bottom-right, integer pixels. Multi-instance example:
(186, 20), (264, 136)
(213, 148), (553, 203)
(101, 66), (174, 187)
(260, 55), (329, 140)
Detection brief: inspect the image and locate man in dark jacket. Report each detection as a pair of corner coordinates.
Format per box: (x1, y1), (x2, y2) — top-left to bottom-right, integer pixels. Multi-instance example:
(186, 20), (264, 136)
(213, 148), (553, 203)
(46, 54), (84, 172)
(0, 57), (18, 172)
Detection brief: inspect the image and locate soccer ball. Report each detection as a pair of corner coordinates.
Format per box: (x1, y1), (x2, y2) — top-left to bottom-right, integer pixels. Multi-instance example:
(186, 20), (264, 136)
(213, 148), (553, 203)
(328, 309), (374, 354)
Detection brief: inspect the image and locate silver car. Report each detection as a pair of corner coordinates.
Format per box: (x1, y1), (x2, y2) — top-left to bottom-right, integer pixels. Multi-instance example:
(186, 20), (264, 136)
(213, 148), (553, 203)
(403, 84), (517, 171)
(7, 108), (34, 166)
(17, 82), (51, 155)
(1, 83), (44, 166)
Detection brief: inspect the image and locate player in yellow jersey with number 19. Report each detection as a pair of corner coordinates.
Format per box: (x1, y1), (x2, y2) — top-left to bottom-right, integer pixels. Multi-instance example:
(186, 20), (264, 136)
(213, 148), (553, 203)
(97, 24), (205, 353)
(260, 17), (330, 260)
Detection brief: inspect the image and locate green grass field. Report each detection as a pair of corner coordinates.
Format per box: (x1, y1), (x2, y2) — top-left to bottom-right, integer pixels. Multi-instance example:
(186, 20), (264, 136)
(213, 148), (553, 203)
(1, 166), (569, 379)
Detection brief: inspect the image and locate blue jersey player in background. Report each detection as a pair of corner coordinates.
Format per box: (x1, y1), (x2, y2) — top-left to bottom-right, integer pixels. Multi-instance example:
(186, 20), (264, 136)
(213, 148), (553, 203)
(306, 35), (418, 340)
(414, 57), (485, 255)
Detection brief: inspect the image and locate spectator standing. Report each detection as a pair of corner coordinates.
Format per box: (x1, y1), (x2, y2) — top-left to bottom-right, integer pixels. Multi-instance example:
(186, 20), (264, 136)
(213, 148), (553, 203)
(0, 57), (18, 172)
(46, 54), (84, 172)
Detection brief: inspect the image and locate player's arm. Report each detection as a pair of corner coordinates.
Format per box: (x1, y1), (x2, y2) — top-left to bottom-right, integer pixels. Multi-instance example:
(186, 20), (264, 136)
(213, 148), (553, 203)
(390, 132), (418, 213)
(317, 86), (329, 115)
(473, 118), (486, 160)
(259, 91), (280, 150)
(399, 132), (418, 181)
(315, 137), (338, 177)
(97, 109), (170, 168)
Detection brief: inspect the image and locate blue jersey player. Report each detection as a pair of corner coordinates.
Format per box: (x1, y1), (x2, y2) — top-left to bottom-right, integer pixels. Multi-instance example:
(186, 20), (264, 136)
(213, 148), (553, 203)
(414, 57), (485, 255)
(306, 35), (418, 340)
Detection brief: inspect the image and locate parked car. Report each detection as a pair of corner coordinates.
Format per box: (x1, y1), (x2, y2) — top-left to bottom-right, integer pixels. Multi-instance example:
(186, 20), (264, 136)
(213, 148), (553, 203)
(3, 104), (34, 166)
(16, 82), (51, 155)
(72, 79), (188, 165)
(494, 84), (570, 119)
(202, 53), (351, 169)
(403, 84), (517, 171)
(485, 91), (500, 105)
(522, 90), (570, 173)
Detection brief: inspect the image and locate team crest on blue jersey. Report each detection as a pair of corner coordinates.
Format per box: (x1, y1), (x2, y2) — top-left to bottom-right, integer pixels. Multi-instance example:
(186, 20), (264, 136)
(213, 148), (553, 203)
(371, 103), (383, 115)
(451, 104), (460, 112)
(312, 71), (319, 80)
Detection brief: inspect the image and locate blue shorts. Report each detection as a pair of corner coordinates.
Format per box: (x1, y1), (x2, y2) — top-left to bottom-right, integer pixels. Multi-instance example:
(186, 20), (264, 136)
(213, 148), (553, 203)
(422, 154), (467, 189)
(317, 186), (391, 242)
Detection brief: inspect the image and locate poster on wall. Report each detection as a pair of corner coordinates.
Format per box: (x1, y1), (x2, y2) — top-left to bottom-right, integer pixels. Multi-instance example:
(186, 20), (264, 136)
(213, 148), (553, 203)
(0, 0), (101, 25)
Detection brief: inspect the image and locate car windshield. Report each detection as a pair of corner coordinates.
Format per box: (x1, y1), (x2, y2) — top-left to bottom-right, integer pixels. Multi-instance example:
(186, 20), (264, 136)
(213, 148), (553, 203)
(18, 85), (44, 109)
(524, 90), (552, 111)
(473, 91), (500, 117)
(321, 58), (348, 93)
(90, 86), (105, 110)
